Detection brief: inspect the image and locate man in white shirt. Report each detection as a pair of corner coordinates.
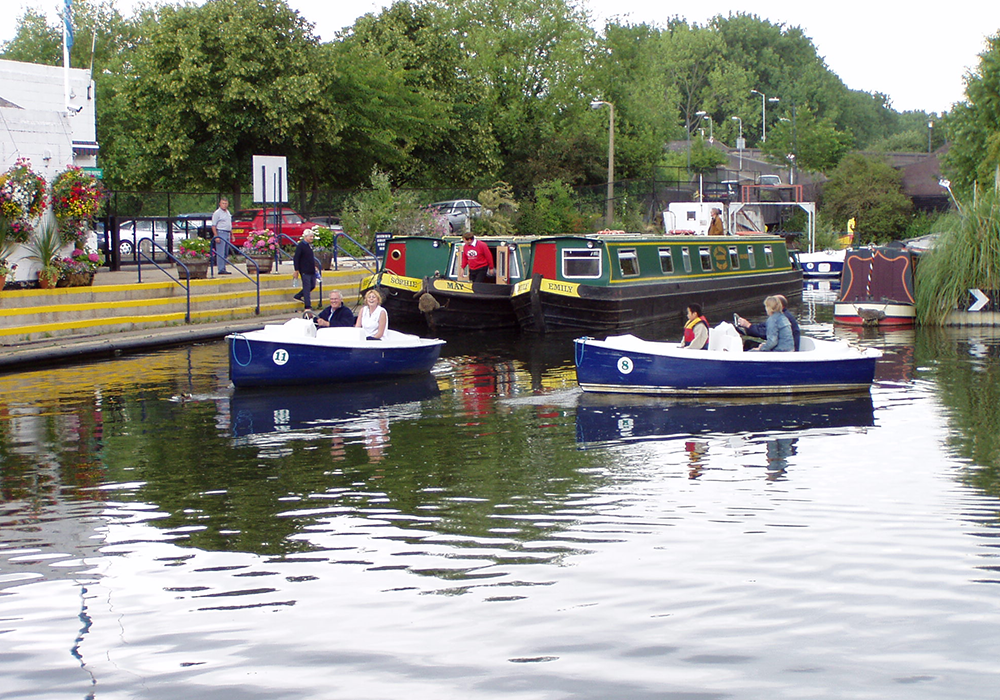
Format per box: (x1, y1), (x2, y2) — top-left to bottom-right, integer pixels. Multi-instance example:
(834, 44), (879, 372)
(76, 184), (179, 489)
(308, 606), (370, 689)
(211, 198), (232, 274)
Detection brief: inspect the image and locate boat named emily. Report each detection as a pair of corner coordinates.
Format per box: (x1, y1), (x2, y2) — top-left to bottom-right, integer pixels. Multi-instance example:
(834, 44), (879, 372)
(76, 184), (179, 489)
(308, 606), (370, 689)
(512, 232), (803, 333)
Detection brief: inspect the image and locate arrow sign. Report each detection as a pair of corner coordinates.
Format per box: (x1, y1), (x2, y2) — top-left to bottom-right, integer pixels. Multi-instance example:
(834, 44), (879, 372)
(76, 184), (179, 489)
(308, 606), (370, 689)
(969, 288), (990, 312)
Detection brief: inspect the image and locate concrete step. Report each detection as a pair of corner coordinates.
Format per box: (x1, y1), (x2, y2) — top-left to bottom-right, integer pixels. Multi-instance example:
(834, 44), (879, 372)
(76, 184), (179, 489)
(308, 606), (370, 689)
(0, 266), (372, 343)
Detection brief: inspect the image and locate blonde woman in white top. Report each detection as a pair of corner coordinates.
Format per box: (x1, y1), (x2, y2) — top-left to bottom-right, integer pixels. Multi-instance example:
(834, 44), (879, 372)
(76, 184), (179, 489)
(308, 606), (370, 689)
(356, 289), (388, 339)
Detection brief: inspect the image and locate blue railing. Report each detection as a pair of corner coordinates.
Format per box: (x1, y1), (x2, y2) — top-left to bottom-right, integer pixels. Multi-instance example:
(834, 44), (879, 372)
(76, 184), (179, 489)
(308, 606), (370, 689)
(332, 232), (377, 273)
(136, 240), (193, 323)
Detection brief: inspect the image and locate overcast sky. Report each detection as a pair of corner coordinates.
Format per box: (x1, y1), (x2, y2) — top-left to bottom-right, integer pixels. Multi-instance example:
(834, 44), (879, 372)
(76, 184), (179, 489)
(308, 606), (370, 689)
(3, 0), (997, 115)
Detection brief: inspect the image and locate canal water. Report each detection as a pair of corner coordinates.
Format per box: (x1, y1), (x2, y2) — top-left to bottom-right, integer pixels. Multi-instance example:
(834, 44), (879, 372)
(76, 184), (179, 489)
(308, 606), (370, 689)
(2, 293), (1000, 699)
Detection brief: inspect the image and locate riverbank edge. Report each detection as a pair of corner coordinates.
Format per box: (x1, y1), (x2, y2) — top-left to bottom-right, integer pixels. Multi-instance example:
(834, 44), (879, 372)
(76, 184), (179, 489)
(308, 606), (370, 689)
(0, 313), (298, 373)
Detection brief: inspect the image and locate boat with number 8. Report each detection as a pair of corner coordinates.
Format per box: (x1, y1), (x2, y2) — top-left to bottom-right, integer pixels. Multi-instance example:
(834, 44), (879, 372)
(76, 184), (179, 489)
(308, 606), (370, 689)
(227, 318), (446, 387)
(573, 322), (881, 395)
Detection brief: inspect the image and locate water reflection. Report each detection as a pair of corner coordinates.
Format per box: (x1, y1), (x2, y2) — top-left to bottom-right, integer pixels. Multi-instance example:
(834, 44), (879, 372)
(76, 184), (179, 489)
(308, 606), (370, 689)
(230, 375), (440, 438)
(576, 393), (876, 447)
(6, 324), (1000, 699)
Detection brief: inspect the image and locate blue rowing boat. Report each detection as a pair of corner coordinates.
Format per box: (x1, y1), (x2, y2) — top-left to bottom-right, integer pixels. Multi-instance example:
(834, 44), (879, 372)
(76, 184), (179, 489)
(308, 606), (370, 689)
(227, 319), (446, 387)
(574, 322), (880, 396)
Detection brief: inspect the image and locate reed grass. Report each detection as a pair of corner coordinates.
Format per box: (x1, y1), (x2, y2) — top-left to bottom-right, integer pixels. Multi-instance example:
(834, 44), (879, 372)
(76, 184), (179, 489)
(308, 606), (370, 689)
(916, 183), (1000, 325)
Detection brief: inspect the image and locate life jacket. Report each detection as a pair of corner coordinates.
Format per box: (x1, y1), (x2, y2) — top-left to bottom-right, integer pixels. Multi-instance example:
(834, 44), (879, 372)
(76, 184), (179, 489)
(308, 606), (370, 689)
(682, 315), (709, 347)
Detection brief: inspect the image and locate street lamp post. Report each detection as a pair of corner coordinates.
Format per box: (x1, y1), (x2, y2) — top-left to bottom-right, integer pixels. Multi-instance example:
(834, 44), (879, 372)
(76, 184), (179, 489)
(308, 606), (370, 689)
(731, 116), (743, 171)
(591, 99), (615, 228)
(750, 90), (779, 143)
(928, 120), (934, 153)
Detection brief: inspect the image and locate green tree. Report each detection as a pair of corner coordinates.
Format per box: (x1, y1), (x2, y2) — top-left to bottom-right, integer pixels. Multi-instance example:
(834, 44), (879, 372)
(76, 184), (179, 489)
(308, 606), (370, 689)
(761, 105), (852, 172)
(944, 33), (1000, 195)
(339, 1), (498, 188)
(104, 0), (338, 203)
(821, 153), (912, 243)
(446, 0), (599, 189)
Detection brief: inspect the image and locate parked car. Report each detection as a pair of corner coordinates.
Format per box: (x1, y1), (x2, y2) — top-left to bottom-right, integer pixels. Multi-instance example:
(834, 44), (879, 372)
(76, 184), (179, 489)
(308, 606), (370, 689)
(116, 217), (176, 258)
(309, 215), (344, 231)
(230, 207), (322, 247)
(172, 212), (214, 240)
(427, 200), (483, 233)
(759, 174), (782, 187)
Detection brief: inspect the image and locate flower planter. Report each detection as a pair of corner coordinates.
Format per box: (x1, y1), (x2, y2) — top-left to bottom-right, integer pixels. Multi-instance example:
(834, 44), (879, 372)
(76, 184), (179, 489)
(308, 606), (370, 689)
(247, 255), (274, 274)
(57, 272), (95, 287)
(315, 250), (333, 271)
(179, 259), (209, 280)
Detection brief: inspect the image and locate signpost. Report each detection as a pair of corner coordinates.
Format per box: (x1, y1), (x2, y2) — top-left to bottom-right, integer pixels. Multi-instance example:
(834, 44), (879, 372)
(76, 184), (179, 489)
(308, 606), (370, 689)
(969, 289), (991, 312)
(252, 155), (288, 247)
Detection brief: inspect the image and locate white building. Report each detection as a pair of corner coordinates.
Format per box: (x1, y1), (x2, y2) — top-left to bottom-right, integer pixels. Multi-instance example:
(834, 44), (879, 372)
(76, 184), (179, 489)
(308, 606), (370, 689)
(0, 58), (98, 177)
(0, 58), (99, 280)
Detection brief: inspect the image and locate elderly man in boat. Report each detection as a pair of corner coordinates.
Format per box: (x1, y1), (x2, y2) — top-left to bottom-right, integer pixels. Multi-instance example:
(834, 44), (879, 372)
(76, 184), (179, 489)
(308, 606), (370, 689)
(736, 294), (801, 351)
(314, 290), (356, 328)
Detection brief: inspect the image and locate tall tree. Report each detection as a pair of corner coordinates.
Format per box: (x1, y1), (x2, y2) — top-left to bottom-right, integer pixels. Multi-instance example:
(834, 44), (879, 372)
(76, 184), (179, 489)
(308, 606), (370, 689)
(762, 105), (852, 173)
(104, 0), (338, 203)
(944, 33), (1000, 195)
(821, 153), (912, 243)
(339, 1), (498, 188)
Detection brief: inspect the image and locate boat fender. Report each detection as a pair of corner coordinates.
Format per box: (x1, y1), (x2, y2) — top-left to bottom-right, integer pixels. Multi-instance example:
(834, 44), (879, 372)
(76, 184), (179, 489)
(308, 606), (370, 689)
(418, 292), (441, 313)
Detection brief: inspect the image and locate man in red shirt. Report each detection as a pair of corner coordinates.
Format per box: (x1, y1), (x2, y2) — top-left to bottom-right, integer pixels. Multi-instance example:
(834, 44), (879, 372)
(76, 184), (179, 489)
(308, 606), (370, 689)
(458, 231), (494, 283)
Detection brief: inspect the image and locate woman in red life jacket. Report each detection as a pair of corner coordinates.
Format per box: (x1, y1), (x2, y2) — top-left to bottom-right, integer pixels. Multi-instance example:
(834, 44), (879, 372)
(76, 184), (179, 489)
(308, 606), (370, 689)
(681, 303), (709, 350)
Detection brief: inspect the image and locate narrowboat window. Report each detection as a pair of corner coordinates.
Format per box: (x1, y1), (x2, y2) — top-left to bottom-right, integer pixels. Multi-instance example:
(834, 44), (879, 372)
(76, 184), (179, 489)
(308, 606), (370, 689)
(618, 248), (640, 277)
(562, 249), (602, 278)
(495, 246), (508, 281)
(681, 247), (692, 273)
(659, 247), (674, 274)
(699, 246), (712, 271)
(447, 247), (462, 277)
(746, 246), (756, 268)
(764, 244), (774, 267)
(728, 246), (740, 270)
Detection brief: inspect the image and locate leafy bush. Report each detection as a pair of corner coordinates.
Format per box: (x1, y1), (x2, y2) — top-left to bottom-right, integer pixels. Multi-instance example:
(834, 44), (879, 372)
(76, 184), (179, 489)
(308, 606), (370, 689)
(915, 184), (1000, 325)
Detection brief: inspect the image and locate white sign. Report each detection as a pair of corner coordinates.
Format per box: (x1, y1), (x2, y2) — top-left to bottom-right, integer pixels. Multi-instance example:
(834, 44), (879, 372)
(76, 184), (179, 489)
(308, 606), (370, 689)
(272, 348), (289, 366)
(252, 155), (288, 204)
(969, 288), (990, 312)
(617, 356), (634, 374)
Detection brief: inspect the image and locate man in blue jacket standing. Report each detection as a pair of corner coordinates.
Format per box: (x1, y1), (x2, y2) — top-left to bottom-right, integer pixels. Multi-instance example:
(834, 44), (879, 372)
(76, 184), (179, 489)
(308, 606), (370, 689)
(292, 229), (319, 310)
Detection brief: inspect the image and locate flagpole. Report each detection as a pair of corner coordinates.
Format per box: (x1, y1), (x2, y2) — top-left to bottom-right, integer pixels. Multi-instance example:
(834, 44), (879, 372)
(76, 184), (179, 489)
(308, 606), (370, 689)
(63, 0), (73, 112)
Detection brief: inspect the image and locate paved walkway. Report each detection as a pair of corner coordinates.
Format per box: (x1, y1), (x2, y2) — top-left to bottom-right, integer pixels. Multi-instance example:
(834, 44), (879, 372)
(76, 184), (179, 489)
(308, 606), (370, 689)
(0, 260), (370, 372)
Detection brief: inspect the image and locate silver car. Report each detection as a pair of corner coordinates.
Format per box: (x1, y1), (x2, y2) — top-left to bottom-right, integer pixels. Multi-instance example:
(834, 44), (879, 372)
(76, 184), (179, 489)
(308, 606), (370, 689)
(428, 200), (483, 233)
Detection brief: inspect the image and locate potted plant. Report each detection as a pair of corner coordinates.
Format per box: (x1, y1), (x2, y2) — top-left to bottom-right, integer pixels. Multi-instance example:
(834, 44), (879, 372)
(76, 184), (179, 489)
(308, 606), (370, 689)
(50, 166), (104, 246)
(177, 237), (211, 279)
(241, 229), (278, 273)
(0, 158), (47, 244)
(54, 248), (103, 287)
(312, 226), (336, 270)
(24, 219), (65, 289)
(0, 257), (15, 290)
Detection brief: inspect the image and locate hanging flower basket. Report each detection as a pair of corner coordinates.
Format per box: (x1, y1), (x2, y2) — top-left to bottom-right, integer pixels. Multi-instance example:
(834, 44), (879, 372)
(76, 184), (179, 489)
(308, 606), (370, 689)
(51, 167), (105, 245)
(0, 158), (46, 243)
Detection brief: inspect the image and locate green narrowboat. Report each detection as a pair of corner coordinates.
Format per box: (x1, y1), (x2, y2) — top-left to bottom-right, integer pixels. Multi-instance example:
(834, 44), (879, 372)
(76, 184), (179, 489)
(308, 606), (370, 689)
(362, 236), (453, 328)
(363, 235), (535, 331)
(511, 233), (803, 333)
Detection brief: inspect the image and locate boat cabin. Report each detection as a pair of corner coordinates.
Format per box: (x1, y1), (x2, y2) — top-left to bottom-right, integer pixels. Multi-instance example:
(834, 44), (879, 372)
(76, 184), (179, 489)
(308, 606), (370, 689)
(525, 234), (796, 286)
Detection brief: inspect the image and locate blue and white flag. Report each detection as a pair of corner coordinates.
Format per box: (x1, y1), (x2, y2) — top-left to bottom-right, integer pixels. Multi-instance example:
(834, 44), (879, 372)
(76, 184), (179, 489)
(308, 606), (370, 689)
(64, 0), (74, 51)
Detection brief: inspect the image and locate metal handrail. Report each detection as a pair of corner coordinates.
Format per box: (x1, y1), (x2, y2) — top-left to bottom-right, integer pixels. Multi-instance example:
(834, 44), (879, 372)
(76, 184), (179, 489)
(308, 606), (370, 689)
(332, 232), (377, 273)
(210, 236), (261, 315)
(136, 240), (192, 323)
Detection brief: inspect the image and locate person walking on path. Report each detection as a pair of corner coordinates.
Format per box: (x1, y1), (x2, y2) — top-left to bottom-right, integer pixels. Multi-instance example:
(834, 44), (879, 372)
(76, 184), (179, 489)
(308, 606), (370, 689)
(211, 198), (232, 274)
(292, 230), (320, 310)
